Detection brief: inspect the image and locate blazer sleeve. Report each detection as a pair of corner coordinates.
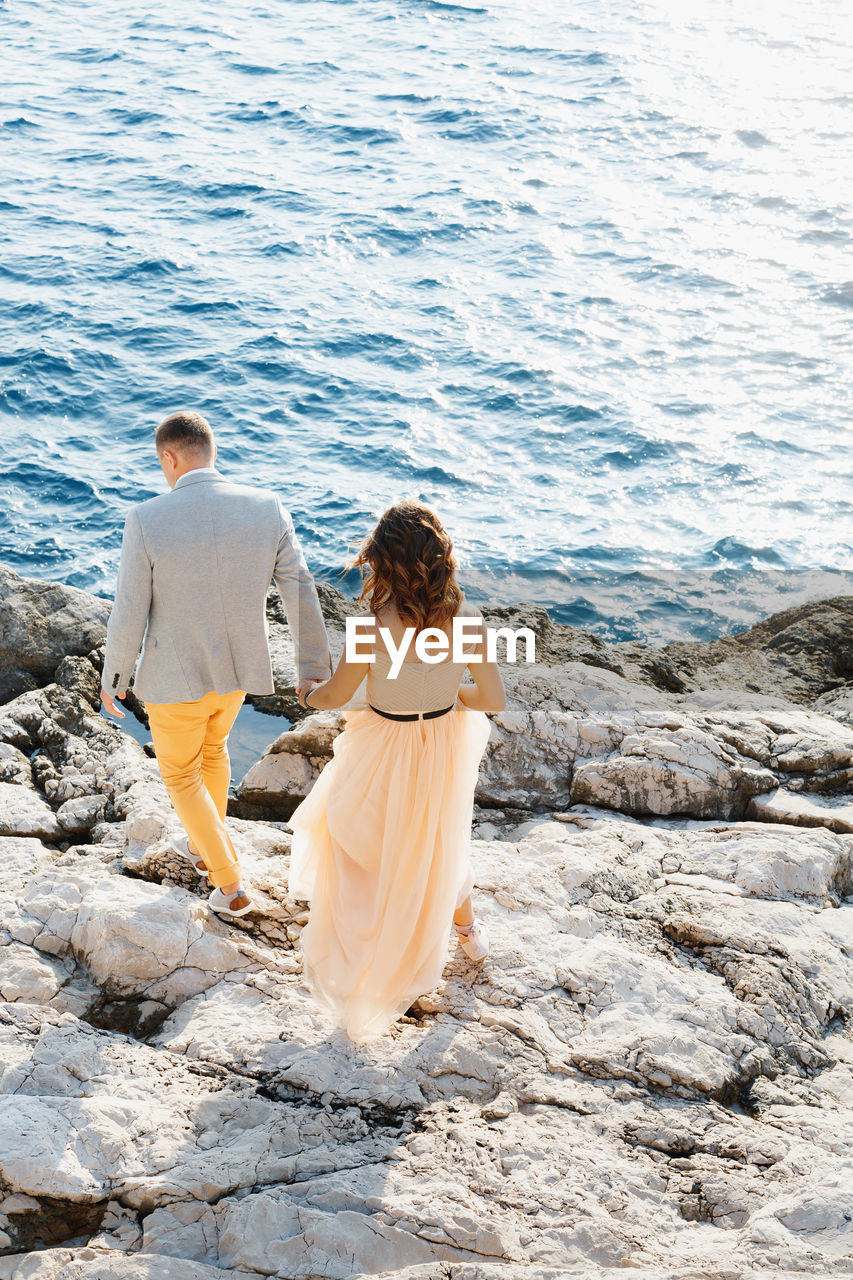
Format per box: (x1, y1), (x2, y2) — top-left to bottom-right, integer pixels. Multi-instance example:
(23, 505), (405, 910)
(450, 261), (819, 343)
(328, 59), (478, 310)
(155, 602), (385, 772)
(102, 508), (153, 698)
(272, 499), (333, 683)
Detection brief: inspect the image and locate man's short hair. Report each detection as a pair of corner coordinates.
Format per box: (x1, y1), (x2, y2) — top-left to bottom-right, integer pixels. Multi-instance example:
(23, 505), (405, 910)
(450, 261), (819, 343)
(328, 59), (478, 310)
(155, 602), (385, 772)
(155, 411), (215, 456)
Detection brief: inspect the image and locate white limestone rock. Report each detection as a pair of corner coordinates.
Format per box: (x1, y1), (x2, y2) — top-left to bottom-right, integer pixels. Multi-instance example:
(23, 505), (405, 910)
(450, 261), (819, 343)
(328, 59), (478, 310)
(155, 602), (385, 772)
(0, 676), (165, 842)
(56, 794), (109, 833)
(815, 684), (853, 727)
(0, 944), (66, 1002)
(0, 744), (32, 787)
(648, 820), (853, 903)
(0, 863), (257, 1007)
(0, 781), (61, 841)
(748, 785), (853, 836)
(234, 750), (316, 817)
(3, 837), (56, 897)
(570, 725), (776, 818)
(0, 1247), (261, 1278)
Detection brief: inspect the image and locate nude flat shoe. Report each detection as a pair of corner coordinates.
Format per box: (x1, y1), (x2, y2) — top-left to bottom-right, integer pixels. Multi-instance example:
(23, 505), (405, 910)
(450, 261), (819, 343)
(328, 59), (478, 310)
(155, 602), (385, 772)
(454, 918), (489, 961)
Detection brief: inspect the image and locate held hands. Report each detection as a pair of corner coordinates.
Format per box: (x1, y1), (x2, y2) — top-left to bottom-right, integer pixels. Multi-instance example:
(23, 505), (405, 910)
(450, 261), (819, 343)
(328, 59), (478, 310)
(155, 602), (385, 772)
(100, 689), (126, 719)
(296, 678), (324, 710)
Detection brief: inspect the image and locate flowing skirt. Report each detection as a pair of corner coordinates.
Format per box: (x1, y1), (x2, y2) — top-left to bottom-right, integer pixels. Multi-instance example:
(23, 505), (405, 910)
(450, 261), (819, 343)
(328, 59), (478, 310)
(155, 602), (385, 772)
(287, 697), (492, 1044)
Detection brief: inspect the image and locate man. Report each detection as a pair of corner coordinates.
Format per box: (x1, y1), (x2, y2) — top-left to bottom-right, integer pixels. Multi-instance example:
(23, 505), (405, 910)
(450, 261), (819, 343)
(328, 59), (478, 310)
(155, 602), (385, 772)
(100, 411), (332, 917)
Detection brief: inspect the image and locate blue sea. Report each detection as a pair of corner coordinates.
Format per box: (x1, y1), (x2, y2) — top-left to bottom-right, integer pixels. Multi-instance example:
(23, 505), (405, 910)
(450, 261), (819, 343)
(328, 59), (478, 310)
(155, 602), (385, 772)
(2, 0), (852, 648)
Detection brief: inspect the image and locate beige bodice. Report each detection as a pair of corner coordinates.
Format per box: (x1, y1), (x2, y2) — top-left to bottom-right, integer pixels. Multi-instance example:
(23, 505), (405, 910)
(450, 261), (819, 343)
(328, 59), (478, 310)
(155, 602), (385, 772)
(365, 645), (469, 715)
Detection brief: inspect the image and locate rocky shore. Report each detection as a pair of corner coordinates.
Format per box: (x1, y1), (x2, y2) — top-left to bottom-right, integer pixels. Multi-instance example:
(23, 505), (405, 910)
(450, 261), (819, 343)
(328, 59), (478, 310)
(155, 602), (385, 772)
(0, 563), (851, 1279)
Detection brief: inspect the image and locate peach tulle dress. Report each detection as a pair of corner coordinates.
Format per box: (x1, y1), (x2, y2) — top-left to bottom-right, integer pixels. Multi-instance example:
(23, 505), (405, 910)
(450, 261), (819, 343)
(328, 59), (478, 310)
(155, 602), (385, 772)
(287, 636), (492, 1044)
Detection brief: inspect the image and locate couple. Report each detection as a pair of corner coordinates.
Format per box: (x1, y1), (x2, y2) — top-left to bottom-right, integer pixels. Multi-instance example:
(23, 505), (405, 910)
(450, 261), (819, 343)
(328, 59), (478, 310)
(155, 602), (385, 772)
(101, 411), (506, 1043)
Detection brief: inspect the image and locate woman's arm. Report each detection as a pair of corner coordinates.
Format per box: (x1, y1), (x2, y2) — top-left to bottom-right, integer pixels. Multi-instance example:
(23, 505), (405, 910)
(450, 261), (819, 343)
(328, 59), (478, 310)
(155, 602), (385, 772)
(299, 627), (373, 710)
(457, 614), (506, 713)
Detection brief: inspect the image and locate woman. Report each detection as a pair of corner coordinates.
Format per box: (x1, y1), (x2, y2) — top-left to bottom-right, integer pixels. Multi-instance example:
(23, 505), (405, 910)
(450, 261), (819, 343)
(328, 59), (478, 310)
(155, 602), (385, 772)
(287, 499), (506, 1044)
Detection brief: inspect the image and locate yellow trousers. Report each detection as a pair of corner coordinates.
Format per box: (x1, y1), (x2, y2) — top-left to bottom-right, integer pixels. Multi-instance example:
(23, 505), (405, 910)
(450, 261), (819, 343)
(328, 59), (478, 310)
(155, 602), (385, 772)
(145, 689), (246, 889)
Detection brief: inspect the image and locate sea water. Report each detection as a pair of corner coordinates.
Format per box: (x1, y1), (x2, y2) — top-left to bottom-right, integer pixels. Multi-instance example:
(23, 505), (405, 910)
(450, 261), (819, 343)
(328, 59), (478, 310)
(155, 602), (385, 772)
(1, 0), (851, 649)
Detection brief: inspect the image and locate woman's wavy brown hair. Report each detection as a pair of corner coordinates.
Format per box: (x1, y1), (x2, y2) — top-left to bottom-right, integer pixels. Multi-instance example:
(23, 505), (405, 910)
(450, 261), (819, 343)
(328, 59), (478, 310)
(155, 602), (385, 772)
(347, 499), (462, 631)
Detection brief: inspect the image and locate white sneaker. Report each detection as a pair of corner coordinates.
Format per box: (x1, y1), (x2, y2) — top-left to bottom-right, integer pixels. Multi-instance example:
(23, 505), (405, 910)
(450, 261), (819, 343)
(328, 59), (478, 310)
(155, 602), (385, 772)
(169, 833), (209, 878)
(208, 886), (255, 918)
(454, 918), (489, 961)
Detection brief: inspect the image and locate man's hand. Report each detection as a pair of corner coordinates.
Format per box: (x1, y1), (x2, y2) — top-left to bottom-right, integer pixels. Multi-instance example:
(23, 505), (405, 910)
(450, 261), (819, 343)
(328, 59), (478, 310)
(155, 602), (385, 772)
(100, 689), (126, 719)
(296, 678), (324, 710)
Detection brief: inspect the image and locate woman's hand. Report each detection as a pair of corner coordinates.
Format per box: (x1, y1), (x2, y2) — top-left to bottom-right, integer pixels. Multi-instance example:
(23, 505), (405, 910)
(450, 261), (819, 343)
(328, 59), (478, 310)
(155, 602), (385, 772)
(297, 679), (325, 709)
(296, 645), (373, 711)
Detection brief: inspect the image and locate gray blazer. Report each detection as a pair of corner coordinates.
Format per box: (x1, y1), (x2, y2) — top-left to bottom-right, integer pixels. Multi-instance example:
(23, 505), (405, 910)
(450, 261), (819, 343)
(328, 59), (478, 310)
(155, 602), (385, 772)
(102, 468), (333, 704)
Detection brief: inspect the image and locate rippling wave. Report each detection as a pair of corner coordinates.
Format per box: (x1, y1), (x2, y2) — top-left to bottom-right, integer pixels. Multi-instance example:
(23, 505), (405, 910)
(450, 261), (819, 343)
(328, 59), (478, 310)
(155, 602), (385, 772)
(1, 0), (851, 642)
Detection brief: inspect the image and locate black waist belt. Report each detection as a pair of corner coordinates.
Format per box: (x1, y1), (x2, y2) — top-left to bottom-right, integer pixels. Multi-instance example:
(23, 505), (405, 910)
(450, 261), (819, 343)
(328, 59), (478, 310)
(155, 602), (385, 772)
(369, 703), (455, 722)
